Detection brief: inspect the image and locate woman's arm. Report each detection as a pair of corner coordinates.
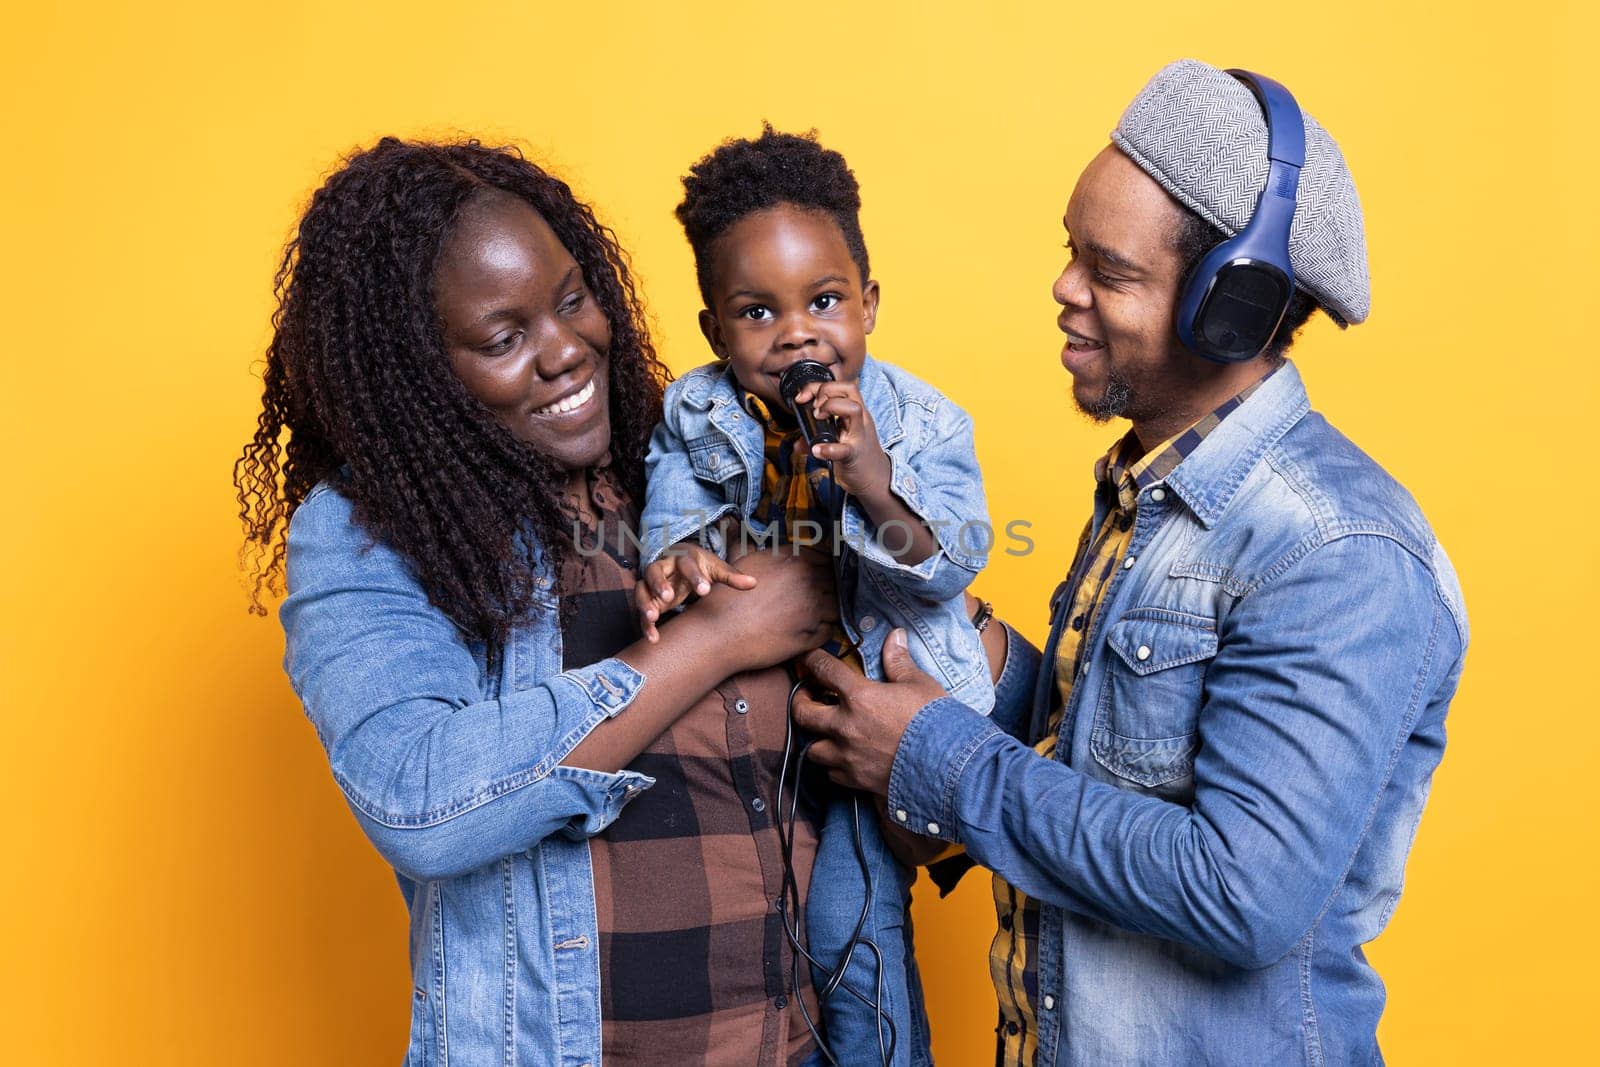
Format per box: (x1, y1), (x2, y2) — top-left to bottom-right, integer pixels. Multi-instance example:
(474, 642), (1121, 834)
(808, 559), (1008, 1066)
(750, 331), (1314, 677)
(563, 546), (836, 773)
(283, 487), (832, 882)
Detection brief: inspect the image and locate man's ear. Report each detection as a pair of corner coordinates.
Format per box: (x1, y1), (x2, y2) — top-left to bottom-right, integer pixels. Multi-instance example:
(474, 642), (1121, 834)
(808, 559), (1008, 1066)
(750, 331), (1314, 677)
(698, 309), (729, 359)
(861, 279), (881, 335)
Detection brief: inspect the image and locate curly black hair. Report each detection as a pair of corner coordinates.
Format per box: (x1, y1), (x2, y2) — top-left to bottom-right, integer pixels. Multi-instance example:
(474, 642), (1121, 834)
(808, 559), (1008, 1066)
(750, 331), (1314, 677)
(234, 137), (670, 645)
(1172, 208), (1317, 366)
(676, 124), (870, 306)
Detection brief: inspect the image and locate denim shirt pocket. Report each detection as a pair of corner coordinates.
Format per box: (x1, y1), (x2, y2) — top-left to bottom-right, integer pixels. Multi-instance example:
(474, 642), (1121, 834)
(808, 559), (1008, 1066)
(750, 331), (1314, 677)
(1090, 610), (1216, 795)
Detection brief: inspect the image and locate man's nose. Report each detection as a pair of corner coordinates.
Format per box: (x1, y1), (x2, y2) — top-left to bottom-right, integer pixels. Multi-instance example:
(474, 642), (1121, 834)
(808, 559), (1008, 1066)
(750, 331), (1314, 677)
(1053, 260), (1091, 309)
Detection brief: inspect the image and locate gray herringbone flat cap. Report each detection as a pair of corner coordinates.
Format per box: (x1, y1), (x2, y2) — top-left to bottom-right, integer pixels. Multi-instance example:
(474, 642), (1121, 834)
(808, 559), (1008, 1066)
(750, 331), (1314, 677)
(1111, 59), (1370, 326)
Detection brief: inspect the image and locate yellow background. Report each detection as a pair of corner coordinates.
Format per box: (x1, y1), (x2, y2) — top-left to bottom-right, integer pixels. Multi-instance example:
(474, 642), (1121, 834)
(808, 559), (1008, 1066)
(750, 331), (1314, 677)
(3, 1), (1594, 1062)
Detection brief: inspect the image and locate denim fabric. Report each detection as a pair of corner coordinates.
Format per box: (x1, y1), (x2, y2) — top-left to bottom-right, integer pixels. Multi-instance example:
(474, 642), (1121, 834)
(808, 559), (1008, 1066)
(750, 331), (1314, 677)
(282, 482), (656, 1067)
(639, 355), (993, 713)
(641, 355), (991, 1064)
(886, 362), (1468, 1066)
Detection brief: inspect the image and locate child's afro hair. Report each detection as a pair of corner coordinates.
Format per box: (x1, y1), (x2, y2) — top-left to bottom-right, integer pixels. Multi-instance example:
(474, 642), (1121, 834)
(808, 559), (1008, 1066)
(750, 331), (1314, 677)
(676, 124), (870, 306)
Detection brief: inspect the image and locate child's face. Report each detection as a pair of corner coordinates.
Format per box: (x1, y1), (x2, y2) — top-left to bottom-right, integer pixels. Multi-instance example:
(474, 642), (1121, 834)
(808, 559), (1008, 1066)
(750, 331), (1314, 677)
(699, 203), (879, 413)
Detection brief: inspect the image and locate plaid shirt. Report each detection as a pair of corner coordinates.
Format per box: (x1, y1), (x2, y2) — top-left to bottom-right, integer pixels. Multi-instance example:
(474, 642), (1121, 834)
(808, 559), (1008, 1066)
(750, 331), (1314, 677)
(565, 470), (824, 1067)
(744, 392), (848, 548)
(990, 374), (1272, 1066)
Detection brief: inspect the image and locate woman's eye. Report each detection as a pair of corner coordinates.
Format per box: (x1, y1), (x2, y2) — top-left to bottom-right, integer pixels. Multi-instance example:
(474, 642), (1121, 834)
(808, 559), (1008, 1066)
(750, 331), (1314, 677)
(560, 290), (587, 314)
(738, 305), (772, 321)
(482, 331), (522, 355)
(811, 293), (841, 312)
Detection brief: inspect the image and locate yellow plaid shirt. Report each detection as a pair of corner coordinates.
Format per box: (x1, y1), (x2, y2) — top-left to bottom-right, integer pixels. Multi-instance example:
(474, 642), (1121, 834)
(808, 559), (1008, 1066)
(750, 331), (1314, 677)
(991, 374), (1270, 1065)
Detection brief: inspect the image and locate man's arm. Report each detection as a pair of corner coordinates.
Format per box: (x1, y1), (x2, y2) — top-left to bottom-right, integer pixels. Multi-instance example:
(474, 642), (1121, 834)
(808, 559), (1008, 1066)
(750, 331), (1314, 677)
(796, 535), (1463, 969)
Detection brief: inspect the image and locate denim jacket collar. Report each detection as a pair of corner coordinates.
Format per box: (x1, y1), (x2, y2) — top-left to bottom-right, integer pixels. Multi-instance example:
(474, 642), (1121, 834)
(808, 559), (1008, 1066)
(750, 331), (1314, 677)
(1162, 360), (1312, 529)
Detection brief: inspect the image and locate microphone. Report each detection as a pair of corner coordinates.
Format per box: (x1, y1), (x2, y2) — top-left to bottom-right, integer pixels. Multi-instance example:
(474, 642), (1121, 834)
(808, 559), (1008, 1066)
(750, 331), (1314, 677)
(778, 359), (841, 447)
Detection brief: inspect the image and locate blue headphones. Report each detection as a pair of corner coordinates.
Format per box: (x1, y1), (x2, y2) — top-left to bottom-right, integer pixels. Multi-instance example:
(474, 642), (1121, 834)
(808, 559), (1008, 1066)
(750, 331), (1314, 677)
(1175, 69), (1305, 363)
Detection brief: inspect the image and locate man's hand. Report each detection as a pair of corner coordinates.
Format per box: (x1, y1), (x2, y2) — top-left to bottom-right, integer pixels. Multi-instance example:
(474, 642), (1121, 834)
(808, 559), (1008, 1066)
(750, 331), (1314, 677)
(791, 628), (948, 795)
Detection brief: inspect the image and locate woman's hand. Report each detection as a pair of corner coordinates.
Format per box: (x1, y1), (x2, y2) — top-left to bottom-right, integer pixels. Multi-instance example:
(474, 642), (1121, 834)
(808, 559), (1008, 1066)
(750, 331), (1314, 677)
(679, 546), (837, 673)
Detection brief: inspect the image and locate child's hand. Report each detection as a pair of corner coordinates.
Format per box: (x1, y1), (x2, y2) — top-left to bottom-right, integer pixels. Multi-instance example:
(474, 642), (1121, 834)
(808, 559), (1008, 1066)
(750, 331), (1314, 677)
(634, 542), (758, 643)
(792, 379), (890, 498)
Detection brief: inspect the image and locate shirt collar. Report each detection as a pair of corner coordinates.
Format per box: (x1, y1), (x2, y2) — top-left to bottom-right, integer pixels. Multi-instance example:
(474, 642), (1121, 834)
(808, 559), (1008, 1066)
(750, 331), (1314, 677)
(1095, 365), (1280, 515)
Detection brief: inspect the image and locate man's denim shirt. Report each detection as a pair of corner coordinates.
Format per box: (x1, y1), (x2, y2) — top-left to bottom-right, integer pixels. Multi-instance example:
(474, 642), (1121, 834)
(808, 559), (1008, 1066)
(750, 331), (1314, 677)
(282, 482), (653, 1067)
(890, 363), (1468, 1066)
(640, 355), (993, 711)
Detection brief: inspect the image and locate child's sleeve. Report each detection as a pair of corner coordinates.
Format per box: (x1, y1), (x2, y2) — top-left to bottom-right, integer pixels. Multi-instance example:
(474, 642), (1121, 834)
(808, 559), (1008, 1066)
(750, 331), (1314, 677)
(839, 393), (988, 604)
(639, 382), (734, 566)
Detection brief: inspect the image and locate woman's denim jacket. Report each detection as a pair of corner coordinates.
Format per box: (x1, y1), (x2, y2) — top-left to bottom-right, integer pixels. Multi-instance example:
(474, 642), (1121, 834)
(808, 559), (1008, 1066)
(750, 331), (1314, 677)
(640, 355), (994, 712)
(282, 482), (654, 1067)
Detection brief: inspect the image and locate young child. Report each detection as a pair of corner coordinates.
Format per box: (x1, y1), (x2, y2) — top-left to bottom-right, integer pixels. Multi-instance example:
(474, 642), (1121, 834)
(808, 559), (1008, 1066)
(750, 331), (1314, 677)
(637, 126), (993, 1065)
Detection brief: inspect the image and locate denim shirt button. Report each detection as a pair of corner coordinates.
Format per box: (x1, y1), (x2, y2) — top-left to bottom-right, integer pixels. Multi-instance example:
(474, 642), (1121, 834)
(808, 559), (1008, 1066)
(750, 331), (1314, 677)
(895, 808), (908, 822)
(926, 821), (940, 835)
(1043, 994), (1055, 1011)
(1123, 555), (1137, 570)
(1136, 645), (1152, 661)
(1151, 488), (1166, 502)
(860, 615), (877, 632)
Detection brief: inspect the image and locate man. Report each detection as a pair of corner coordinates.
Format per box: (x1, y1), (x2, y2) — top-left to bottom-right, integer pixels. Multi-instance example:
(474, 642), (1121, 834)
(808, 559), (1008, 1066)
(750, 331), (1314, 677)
(793, 59), (1468, 1065)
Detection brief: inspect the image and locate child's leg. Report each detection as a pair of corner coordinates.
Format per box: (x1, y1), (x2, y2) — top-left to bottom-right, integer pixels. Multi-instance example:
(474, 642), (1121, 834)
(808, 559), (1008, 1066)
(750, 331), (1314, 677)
(805, 794), (927, 1066)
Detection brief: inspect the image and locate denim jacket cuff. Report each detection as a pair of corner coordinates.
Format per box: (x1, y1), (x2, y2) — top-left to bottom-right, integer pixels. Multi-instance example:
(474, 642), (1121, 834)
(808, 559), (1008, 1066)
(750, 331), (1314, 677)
(553, 658), (646, 719)
(887, 696), (1003, 843)
(548, 765), (657, 839)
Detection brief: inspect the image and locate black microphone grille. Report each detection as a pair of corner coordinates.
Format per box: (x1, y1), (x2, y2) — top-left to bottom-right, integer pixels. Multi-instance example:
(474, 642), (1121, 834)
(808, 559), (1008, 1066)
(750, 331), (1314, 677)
(777, 359), (836, 404)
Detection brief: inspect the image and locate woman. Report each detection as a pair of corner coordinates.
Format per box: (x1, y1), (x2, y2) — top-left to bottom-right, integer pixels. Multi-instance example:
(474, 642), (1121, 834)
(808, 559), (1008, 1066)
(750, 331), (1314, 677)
(235, 138), (840, 1066)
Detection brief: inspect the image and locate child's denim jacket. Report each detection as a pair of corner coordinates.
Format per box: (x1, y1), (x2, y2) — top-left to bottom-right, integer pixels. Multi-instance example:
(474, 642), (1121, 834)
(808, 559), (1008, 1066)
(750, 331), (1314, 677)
(641, 355), (994, 712)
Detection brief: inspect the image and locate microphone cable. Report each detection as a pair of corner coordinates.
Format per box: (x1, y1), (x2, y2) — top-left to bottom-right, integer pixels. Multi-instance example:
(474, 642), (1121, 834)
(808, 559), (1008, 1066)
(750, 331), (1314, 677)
(770, 433), (899, 1067)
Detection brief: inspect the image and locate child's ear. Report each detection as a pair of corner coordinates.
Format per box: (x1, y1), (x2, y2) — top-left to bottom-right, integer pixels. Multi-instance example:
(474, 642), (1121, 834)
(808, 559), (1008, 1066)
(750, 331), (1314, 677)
(698, 309), (729, 359)
(861, 279), (881, 335)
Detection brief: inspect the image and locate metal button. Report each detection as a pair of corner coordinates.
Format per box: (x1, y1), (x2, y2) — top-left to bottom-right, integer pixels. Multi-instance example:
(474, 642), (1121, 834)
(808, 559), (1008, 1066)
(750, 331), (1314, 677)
(775, 994), (788, 1008)
(733, 698), (750, 715)
(1123, 555), (1136, 570)
(860, 615), (877, 632)
(708, 453), (721, 470)
(751, 797), (766, 812)
(1043, 995), (1055, 1011)
(926, 821), (940, 835)
(1151, 488), (1167, 502)
(895, 809), (908, 822)
(1136, 645), (1151, 661)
